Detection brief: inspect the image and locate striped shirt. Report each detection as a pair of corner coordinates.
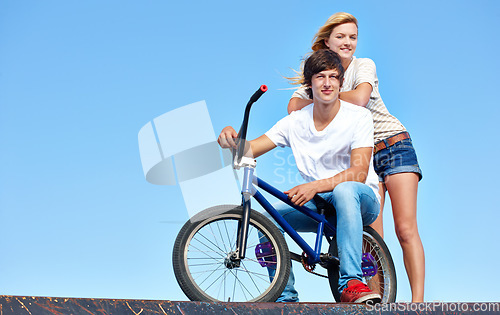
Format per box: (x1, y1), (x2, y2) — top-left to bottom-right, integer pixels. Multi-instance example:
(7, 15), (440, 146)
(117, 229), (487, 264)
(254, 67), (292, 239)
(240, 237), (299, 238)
(291, 56), (406, 143)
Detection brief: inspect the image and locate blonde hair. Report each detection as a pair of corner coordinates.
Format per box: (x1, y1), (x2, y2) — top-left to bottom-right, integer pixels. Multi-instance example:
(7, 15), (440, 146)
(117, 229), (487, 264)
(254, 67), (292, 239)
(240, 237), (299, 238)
(311, 12), (358, 52)
(288, 12), (358, 85)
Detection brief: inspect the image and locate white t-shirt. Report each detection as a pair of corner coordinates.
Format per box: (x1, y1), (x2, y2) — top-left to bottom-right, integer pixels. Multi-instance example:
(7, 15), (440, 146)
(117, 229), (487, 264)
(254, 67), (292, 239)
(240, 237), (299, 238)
(291, 56), (406, 143)
(265, 100), (380, 200)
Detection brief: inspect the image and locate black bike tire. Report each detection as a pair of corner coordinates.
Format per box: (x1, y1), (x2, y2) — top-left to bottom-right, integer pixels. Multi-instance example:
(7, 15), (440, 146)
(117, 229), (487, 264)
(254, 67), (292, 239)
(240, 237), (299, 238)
(172, 205), (291, 302)
(327, 226), (397, 303)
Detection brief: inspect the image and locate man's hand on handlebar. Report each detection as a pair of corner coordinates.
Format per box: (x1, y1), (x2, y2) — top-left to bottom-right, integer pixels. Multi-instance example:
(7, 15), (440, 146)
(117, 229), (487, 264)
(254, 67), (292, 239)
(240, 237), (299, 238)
(217, 126), (238, 149)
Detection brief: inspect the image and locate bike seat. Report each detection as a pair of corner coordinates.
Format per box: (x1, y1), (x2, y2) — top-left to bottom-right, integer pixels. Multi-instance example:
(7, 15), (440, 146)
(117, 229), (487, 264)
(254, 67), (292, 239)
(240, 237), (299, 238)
(312, 194), (336, 217)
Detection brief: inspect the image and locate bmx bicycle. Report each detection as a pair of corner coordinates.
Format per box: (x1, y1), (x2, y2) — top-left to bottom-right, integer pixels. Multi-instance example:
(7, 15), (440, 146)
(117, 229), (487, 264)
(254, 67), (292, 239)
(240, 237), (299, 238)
(172, 85), (397, 303)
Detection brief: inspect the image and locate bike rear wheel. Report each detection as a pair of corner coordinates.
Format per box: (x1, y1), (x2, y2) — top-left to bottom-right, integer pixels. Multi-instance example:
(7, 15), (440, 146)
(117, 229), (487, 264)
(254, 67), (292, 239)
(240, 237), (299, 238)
(172, 205), (290, 302)
(327, 226), (397, 303)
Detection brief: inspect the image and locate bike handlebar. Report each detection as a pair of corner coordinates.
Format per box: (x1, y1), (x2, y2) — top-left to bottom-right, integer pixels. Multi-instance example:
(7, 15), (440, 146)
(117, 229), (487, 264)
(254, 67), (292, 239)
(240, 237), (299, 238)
(249, 85), (268, 103)
(235, 85), (268, 164)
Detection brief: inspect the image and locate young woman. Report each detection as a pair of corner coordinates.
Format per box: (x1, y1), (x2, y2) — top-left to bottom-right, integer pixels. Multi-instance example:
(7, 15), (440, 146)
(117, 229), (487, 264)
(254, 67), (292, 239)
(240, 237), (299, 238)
(288, 13), (425, 302)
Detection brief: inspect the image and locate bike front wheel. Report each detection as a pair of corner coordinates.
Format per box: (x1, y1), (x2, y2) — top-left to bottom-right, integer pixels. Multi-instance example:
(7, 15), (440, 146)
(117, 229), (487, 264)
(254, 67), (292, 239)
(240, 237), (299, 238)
(327, 226), (397, 303)
(172, 205), (291, 302)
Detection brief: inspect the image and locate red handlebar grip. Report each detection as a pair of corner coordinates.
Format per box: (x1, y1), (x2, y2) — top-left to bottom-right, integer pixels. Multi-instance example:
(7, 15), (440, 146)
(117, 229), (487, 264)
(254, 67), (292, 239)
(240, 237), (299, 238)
(249, 85), (268, 103)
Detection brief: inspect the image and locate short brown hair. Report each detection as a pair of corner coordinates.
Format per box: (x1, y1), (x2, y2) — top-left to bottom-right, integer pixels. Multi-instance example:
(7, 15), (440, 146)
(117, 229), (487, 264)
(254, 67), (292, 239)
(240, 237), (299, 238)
(302, 49), (344, 99)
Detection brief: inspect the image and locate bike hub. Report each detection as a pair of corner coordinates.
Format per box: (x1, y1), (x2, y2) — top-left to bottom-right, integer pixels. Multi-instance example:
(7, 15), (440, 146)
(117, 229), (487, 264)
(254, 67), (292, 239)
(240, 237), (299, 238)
(224, 252), (241, 269)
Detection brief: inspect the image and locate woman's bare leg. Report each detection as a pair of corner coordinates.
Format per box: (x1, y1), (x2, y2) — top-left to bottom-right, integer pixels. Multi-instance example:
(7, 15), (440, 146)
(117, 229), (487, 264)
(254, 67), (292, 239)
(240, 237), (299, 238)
(370, 182), (386, 238)
(385, 172), (425, 302)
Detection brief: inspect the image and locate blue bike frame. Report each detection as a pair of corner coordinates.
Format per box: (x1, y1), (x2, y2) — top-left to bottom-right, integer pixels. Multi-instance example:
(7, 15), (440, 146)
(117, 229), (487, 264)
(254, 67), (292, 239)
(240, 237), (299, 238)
(236, 164), (337, 266)
(232, 84), (337, 266)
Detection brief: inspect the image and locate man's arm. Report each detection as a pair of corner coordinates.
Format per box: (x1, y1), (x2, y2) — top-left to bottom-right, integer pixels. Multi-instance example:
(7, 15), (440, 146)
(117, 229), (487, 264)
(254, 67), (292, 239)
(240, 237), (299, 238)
(285, 147), (372, 206)
(217, 126), (276, 158)
(248, 135), (277, 158)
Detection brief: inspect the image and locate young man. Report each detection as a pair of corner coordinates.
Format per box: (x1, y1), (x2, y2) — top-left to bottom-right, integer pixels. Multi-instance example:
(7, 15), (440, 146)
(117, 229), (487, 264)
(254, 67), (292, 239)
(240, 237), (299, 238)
(218, 49), (381, 304)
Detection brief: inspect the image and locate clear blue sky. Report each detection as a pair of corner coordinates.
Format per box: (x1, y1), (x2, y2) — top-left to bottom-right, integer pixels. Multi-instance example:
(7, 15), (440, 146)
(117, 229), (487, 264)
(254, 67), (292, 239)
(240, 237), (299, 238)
(1, 0), (499, 303)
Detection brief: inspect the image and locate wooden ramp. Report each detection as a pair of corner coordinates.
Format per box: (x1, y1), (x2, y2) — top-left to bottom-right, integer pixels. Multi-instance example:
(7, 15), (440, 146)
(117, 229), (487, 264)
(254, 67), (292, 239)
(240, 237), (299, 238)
(0, 296), (497, 314)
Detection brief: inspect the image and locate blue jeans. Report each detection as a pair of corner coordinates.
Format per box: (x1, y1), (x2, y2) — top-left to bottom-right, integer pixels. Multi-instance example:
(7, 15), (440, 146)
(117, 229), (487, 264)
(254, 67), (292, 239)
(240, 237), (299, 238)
(374, 134), (422, 182)
(264, 181), (380, 302)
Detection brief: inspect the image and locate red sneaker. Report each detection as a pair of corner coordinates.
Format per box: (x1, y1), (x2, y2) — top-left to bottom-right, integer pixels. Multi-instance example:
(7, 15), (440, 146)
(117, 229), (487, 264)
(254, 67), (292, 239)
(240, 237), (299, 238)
(340, 279), (381, 304)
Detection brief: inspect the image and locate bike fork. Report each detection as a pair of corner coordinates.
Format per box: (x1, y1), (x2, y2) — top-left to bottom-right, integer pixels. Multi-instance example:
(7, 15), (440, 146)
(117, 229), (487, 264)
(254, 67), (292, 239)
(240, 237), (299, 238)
(236, 196), (251, 259)
(235, 166), (255, 260)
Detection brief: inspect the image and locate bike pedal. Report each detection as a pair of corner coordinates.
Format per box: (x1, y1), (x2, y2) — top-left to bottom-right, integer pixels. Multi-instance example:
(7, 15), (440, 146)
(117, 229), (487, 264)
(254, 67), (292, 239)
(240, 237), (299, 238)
(319, 253), (339, 268)
(362, 252), (378, 277)
(255, 242), (276, 267)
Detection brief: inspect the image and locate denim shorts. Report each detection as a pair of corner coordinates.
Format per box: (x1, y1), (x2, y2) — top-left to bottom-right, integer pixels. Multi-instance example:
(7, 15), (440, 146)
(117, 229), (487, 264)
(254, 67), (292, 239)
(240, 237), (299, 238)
(373, 134), (423, 182)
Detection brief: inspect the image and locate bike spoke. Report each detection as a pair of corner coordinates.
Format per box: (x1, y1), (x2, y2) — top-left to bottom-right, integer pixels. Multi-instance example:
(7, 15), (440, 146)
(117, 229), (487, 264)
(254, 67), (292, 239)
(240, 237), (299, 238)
(187, 244), (225, 260)
(202, 265), (233, 292)
(228, 268), (254, 301)
(215, 220), (229, 253)
(193, 263), (227, 287)
(239, 261), (273, 282)
(223, 220), (236, 252)
(193, 227), (231, 256)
